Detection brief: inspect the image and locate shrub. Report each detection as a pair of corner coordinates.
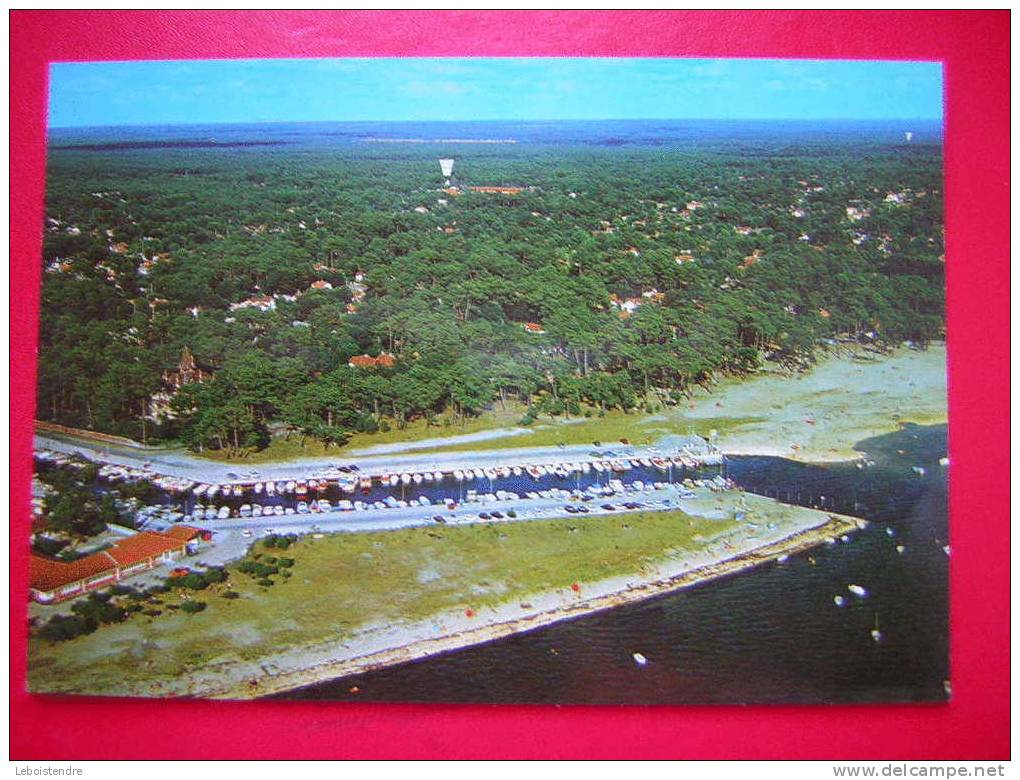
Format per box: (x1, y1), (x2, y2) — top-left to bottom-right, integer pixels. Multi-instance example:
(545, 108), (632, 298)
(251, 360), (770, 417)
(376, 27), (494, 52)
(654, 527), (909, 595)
(71, 593), (126, 625)
(222, 591), (240, 600)
(201, 567), (228, 585)
(38, 613), (98, 642)
(257, 578), (274, 587)
(142, 609), (162, 617)
(263, 535), (278, 549)
(263, 556), (278, 565)
(277, 557), (294, 568)
(180, 601), (206, 614)
(174, 573), (209, 591)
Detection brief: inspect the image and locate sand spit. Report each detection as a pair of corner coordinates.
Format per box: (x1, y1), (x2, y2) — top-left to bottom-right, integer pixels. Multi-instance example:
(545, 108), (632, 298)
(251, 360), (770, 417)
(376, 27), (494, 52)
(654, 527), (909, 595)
(199, 512), (864, 700)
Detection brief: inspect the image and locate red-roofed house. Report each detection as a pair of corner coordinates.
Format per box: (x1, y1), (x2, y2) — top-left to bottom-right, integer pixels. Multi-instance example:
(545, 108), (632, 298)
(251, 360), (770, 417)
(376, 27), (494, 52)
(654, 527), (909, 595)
(348, 352), (396, 369)
(309, 280), (333, 291)
(29, 527), (205, 604)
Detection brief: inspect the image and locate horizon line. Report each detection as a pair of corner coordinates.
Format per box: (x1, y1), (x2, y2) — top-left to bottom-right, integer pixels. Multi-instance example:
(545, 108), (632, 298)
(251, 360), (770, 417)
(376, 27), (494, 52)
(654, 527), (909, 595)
(47, 116), (945, 131)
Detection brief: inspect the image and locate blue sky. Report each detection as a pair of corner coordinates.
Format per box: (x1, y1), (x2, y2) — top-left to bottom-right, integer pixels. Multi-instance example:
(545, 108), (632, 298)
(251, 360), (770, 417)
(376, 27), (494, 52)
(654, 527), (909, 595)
(48, 57), (943, 128)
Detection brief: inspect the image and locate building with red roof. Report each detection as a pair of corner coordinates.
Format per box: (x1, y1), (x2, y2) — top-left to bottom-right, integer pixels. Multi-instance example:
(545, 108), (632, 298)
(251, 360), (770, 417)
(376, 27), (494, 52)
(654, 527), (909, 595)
(348, 352), (396, 369)
(29, 527), (206, 604)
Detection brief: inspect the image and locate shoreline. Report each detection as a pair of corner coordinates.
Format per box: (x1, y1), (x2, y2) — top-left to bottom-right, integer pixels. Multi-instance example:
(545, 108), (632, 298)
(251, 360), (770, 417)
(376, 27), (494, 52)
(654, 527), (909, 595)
(204, 511), (865, 700)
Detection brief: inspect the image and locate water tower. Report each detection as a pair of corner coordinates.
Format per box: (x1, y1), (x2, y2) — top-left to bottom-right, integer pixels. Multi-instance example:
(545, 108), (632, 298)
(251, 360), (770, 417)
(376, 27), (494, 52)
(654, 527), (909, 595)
(439, 158), (455, 186)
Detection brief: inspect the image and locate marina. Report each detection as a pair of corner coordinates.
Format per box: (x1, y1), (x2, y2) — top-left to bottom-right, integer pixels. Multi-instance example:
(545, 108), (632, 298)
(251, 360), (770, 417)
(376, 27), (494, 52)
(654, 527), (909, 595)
(33, 443), (727, 528)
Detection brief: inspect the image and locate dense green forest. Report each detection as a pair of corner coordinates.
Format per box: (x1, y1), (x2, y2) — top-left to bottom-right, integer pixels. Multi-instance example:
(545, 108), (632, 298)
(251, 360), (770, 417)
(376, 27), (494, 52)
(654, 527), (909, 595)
(37, 134), (944, 452)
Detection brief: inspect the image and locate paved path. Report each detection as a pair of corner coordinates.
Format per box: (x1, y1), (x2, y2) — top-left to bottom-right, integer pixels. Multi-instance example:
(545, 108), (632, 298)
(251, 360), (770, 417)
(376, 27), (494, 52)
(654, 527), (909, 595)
(36, 432), (715, 485)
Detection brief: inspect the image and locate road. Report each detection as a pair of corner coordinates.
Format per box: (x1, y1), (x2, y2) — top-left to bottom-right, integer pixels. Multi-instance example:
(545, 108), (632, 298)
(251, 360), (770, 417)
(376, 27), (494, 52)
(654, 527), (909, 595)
(35, 431), (714, 484)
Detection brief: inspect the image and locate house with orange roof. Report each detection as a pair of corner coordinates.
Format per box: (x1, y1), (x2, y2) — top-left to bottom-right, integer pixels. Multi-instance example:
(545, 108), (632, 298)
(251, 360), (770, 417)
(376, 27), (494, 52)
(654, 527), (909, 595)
(29, 526), (206, 604)
(348, 352), (396, 370)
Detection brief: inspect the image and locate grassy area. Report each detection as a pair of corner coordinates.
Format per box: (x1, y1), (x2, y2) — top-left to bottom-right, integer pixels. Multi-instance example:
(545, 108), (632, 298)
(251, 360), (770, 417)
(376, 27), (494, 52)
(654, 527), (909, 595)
(29, 495), (819, 697)
(413, 412), (765, 454)
(196, 405), (529, 463)
(196, 405), (764, 464)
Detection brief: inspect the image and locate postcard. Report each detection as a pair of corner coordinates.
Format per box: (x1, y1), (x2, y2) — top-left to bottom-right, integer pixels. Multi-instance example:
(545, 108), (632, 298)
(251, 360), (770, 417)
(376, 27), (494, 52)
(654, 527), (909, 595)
(27, 56), (948, 704)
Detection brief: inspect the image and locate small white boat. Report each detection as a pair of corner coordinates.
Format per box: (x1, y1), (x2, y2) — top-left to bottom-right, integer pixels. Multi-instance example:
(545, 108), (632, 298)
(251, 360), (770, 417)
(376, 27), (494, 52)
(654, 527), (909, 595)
(833, 595), (846, 607)
(308, 479), (318, 490)
(472, 468), (485, 479)
(194, 484), (208, 497)
(205, 506), (218, 520)
(254, 482), (263, 495)
(388, 474), (399, 486)
(296, 481), (308, 495)
(318, 500), (332, 512)
(886, 527), (895, 537)
(217, 505), (231, 519)
(273, 506), (284, 516)
(239, 503), (252, 517)
(418, 495), (432, 506)
(400, 473), (412, 485)
(632, 652), (648, 666)
(284, 507), (295, 515)
(535, 465), (548, 477)
(912, 466), (926, 476)
(338, 500), (353, 511)
(512, 466), (523, 477)
(285, 480), (296, 493)
(266, 481), (276, 495)
(943, 545), (951, 557)
(896, 545), (905, 554)
(592, 461), (605, 473)
(454, 469), (465, 481)
(433, 472), (443, 482)
(484, 468), (497, 480)
(939, 457), (949, 467)
(297, 502), (309, 514)
(423, 472), (434, 483)
(252, 505), (263, 517)
(848, 584), (869, 598)
(413, 473), (423, 484)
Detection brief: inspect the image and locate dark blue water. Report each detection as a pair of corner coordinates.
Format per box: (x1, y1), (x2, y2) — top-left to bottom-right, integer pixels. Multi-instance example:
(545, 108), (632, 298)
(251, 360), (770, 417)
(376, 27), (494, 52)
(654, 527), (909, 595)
(277, 423), (949, 704)
(47, 119), (944, 152)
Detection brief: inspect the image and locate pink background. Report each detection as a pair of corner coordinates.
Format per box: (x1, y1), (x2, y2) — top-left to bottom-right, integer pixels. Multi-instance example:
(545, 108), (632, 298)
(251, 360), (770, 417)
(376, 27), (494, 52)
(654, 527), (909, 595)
(10, 11), (1010, 760)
